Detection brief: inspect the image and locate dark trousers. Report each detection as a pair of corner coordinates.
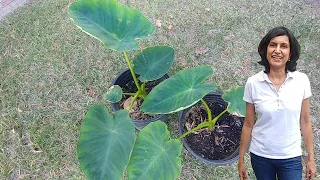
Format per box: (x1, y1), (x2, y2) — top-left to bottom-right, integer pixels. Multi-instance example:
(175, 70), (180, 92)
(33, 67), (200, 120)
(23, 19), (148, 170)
(250, 152), (302, 180)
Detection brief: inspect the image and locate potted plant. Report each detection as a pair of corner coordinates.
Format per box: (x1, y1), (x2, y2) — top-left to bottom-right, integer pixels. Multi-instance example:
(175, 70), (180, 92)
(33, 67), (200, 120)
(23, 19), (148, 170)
(68, 0), (174, 129)
(75, 66), (244, 179)
(142, 65), (246, 165)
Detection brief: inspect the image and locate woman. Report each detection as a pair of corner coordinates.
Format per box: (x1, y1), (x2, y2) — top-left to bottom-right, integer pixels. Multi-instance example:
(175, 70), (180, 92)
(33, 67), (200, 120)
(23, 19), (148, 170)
(238, 26), (316, 180)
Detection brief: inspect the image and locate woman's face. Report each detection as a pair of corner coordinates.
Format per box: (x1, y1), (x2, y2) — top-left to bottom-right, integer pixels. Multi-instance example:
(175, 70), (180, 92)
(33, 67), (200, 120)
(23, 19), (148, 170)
(266, 35), (291, 70)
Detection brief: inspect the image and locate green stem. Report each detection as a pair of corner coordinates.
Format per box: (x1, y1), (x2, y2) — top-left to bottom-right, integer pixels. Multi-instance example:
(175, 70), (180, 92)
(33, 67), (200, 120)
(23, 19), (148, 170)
(128, 92), (139, 111)
(201, 99), (212, 122)
(123, 52), (141, 91)
(140, 82), (147, 98)
(141, 82), (146, 91)
(212, 109), (227, 127)
(177, 122), (211, 140)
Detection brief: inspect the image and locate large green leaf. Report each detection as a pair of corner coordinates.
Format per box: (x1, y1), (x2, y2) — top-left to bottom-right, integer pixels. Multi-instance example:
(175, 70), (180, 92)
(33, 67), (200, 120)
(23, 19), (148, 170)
(77, 105), (135, 180)
(222, 86), (245, 116)
(127, 121), (182, 180)
(133, 46), (174, 82)
(141, 66), (216, 114)
(68, 0), (155, 51)
(105, 85), (123, 103)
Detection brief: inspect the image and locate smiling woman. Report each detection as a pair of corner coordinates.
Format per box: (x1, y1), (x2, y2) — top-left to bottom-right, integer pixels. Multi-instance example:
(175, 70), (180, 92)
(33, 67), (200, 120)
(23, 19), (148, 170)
(238, 27), (317, 180)
(266, 36), (290, 72)
(257, 26), (300, 74)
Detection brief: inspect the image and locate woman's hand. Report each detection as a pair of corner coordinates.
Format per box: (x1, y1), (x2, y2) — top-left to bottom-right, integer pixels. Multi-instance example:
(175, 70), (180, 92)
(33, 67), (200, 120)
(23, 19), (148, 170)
(305, 159), (316, 180)
(238, 160), (248, 180)
(300, 98), (317, 180)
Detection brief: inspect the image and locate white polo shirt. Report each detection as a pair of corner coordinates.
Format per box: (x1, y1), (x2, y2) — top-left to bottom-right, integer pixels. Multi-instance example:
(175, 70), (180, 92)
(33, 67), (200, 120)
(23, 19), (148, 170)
(243, 70), (312, 159)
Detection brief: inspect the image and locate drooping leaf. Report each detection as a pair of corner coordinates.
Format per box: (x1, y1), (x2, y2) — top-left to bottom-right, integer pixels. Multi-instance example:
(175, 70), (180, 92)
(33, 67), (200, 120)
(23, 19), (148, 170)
(133, 46), (174, 82)
(141, 66), (216, 114)
(105, 85), (123, 103)
(68, 0), (155, 51)
(77, 105), (135, 180)
(222, 86), (245, 116)
(127, 121), (182, 180)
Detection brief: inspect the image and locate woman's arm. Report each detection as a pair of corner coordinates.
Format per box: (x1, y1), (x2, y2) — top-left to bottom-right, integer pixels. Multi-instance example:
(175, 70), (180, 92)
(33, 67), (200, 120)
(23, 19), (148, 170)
(300, 98), (316, 179)
(238, 102), (255, 180)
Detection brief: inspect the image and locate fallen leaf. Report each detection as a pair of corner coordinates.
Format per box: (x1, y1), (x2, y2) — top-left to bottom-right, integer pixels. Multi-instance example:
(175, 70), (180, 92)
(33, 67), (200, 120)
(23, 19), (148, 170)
(185, 122), (192, 131)
(123, 97), (132, 110)
(156, 20), (162, 28)
(220, 125), (230, 128)
(216, 129), (224, 133)
(220, 136), (225, 144)
(215, 135), (219, 145)
(86, 87), (95, 95)
(32, 147), (42, 153)
(224, 34), (235, 41)
(122, 97), (137, 111)
(195, 47), (209, 57)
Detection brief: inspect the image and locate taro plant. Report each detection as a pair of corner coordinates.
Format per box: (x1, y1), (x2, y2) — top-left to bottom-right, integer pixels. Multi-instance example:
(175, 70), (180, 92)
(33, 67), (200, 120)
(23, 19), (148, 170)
(141, 65), (246, 139)
(77, 104), (182, 179)
(68, 0), (174, 111)
(68, 0), (182, 179)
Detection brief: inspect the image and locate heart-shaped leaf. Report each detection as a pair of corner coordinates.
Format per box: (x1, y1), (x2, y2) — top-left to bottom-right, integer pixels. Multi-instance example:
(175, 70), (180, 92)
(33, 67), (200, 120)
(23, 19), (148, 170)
(133, 46), (174, 82)
(105, 85), (123, 103)
(68, 0), (155, 51)
(127, 121), (182, 180)
(222, 86), (245, 116)
(141, 66), (216, 114)
(77, 105), (135, 180)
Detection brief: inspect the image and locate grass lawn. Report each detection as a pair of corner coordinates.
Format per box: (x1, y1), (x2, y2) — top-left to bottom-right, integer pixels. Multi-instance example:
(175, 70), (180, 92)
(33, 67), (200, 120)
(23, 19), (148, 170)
(0, 0), (319, 179)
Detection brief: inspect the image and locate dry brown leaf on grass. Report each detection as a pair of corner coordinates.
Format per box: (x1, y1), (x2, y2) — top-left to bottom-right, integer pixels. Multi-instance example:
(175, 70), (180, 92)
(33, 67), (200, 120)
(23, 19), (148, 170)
(21, 133), (42, 153)
(156, 20), (162, 28)
(86, 86), (96, 95)
(195, 47), (209, 57)
(17, 107), (23, 112)
(224, 34), (235, 41)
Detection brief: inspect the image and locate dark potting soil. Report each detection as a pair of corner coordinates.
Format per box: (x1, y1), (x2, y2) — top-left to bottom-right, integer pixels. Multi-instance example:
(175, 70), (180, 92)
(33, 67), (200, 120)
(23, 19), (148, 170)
(117, 77), (164, 120)
(183, 101), (243, 160)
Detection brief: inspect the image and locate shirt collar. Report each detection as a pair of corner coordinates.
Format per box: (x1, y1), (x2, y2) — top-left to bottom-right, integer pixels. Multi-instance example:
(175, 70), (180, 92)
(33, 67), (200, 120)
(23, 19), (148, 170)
(258, 71), (294, 83)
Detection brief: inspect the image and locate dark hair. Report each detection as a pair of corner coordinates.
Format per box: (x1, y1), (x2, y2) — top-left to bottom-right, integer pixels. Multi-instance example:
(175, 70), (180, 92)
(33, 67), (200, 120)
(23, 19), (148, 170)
(258, 26), (300, 73)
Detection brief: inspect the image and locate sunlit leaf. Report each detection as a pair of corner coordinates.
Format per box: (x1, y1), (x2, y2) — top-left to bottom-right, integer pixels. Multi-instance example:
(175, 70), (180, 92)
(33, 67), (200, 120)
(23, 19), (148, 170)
(134, 46), (174, 82)
(77, 105), (135, 180)
(127, 121), (182, 180)
(222, 86), (245, 116)
(141, 66), (216, 114)
(68, 0), (155, 51)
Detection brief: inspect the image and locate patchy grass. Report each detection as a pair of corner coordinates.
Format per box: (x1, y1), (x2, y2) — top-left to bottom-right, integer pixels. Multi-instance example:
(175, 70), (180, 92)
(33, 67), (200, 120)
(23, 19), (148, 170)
(0, 0), (319, 179)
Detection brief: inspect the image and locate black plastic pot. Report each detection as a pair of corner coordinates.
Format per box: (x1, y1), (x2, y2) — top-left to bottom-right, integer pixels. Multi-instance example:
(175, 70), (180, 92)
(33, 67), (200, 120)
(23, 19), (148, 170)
(111, 68), (169, 130)
(178, 92), (245, 165)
